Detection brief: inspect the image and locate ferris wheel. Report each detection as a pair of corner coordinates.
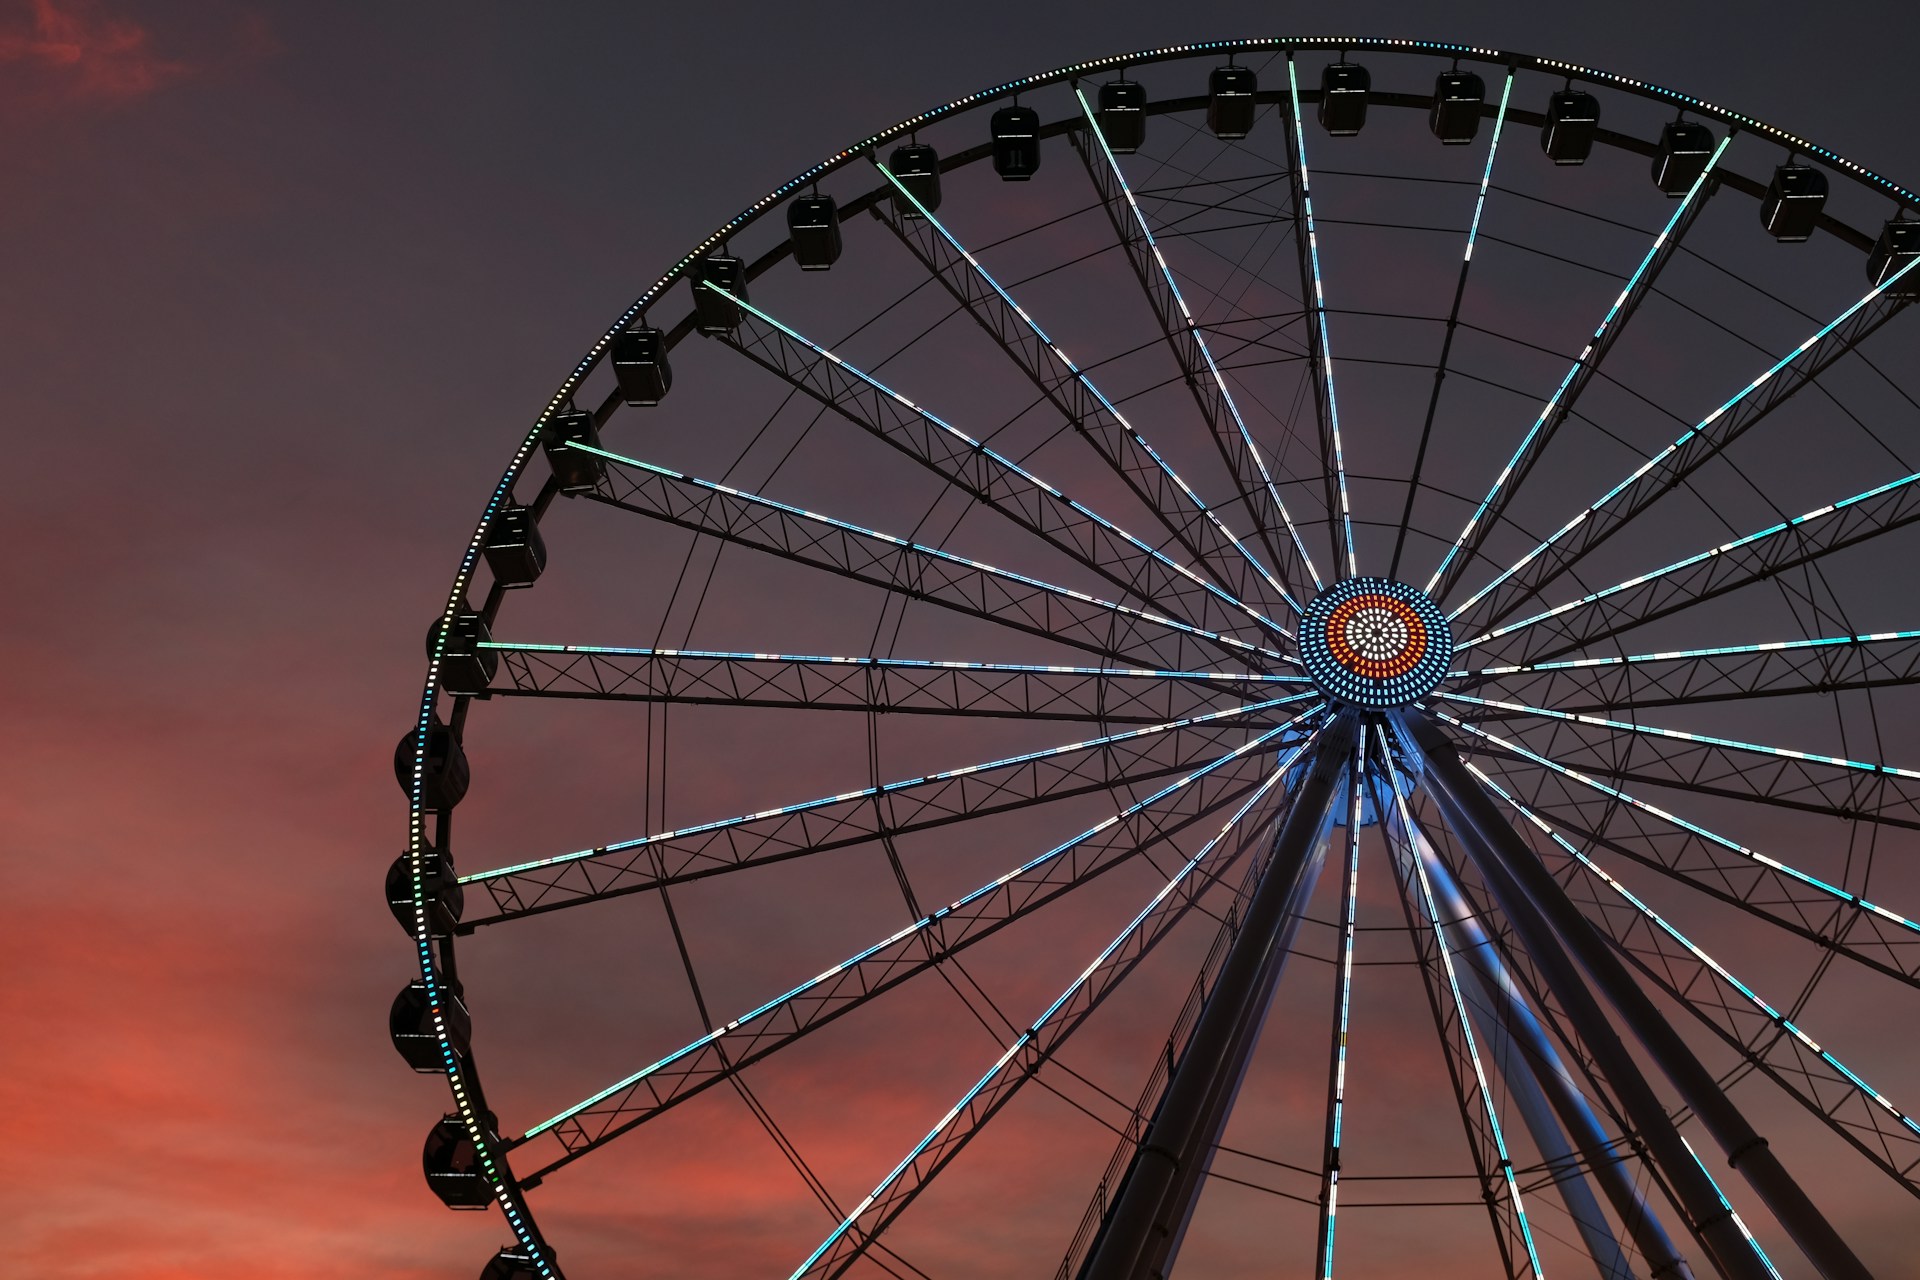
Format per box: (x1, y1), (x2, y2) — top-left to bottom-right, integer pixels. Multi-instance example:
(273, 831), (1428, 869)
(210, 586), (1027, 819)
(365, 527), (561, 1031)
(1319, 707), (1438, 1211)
(392, 37), (1920, 1280)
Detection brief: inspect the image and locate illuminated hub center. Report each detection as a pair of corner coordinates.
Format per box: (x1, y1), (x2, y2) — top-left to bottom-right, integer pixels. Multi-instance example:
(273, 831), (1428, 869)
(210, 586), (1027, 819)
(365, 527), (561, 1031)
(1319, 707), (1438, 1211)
(1299, 577), (1452, 709)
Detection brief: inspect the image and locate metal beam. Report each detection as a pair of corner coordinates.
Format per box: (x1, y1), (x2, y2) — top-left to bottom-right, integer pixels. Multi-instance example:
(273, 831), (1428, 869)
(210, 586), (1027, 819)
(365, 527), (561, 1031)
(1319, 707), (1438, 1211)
(1400, 808), (1693, 1280)
(1079, 711), (1357, 1280)
(1401, 711), (1870, 1280)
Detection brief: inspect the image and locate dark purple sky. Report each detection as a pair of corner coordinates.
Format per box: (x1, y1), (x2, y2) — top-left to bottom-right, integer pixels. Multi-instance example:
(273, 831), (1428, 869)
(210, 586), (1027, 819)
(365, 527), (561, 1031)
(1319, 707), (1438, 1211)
(3, 2), (1916, 1276)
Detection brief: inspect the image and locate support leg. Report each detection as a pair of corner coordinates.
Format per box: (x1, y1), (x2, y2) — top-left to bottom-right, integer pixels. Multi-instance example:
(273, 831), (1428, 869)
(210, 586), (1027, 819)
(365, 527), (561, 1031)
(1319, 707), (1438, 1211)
(1079, 712), (1358, 1280)
(1397, 712), (1794, 1280)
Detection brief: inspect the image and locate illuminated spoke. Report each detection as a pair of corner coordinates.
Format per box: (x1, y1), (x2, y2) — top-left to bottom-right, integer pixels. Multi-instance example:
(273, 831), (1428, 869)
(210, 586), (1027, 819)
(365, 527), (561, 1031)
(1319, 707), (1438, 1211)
(1371, 731), (1547, 1279)
(1314, 744), (1368, 1279)
(1440, 690), (1920, 830)
(1388, 71), (1515, 581)
(483, 642), (1306, 722)
(1469, 763), (1920, 1195)
(1450, 261), (1919, 632)
(868, 161), (1301, 625)
(460, 695), (1315, 927)
(1453, 628), (1920, 714)
(711, 285), (1291, 648)
(1284, 57), (1356, 576)
(1427, 132), (1731, 603)
(787, 742), (1312, 1280)
(1436, 711), (1920, 988)
(571, 440), (1294, 671)
(1071, 86), (1325, 602)
(505, 713), (1317, 1180)
(1453, 468), (1920, 667)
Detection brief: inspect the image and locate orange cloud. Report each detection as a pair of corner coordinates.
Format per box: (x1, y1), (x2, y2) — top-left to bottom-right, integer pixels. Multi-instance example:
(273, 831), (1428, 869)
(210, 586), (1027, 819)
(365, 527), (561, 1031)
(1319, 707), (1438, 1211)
(0, 0), (190, 103)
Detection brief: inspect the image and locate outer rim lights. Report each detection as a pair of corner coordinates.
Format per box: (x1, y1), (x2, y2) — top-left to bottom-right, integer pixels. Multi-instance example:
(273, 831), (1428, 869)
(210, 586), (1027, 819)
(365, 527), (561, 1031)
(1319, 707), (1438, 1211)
(1301, 578), (1453, 708)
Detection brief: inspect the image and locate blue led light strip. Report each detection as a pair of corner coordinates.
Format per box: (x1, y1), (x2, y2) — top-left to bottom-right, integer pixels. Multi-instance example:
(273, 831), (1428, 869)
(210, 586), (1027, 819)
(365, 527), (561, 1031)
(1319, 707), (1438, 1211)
(570, 439), (1298, 668)
(1452, 628), (1920, 678)
(1431, 710), (1920, 935)
(521, 705), (1323, 1139)
(483, 640), (1310, 682)
(1438, 691), (1920, 781)
(1315, 745), (1367, 1280)
(788, 736), (1316, 1280)
(1073, 86), (1326, 599)
(1456, 465), (1920, 654)
(1462, 73), (1515, 266)
(466, 693), (1314, 884)
(1286, 57), (1358, 579)
(1452, 254), (1920, 629)
(1375, 729), (1545, 1278)
(871, 161), (1307, 625)
(1468, 761), (1920, 1152)
(1680, 1137), (1787, 1279)
(709, 282), (1294, 642)
(1429, 132), (1732, 603)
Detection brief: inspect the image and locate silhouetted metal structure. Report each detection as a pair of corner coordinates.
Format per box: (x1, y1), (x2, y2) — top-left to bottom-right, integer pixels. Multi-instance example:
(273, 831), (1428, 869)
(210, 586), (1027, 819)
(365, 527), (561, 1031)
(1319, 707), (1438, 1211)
(396, 38), (1920, 1280)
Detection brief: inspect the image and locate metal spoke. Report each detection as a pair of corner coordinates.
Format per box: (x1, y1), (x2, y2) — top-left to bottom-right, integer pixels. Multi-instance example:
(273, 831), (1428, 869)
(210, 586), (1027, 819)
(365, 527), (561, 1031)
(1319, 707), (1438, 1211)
(1370, 729), (1547, 1279)
(1454, 628), (1920, 714)
(483, 642), (1306, 722)
(1070, 86), (1326, 601)
(1427, 132), (1731, 604)
(1283, 56), (1357, 576)
(709, 284), (1292, 650)
(1469, 762), (1920, 1197)
(787, 741), (1313, 1280)
(1437, 711), (1920, 988)
(503, 714), (1315, 1181)
(1314, 743), (1369, 1279)
(569, 439), (1294, 672)
(459, 695), (1314, 928)
(1449, 261), (1918, 632)
(1452, 466), (1920, 667)
(867, 161), (1301, 624)
(1388, 70), (1516, 582)
(1441, 690), (1920, 831)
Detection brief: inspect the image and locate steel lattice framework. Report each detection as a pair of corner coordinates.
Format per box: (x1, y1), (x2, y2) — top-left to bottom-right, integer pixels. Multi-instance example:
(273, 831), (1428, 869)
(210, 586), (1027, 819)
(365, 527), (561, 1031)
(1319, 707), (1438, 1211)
(397, 37), (1920, 1280)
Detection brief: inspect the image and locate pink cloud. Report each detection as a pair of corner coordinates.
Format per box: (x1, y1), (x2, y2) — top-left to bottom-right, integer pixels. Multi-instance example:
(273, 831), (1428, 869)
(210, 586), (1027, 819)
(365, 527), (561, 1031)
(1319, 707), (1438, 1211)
(0, 0), (191, 103)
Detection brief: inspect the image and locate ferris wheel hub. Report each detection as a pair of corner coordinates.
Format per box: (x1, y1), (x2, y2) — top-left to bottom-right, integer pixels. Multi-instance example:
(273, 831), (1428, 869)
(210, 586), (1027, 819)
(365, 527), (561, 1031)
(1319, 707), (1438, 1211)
(1298, 577), (1452, 709)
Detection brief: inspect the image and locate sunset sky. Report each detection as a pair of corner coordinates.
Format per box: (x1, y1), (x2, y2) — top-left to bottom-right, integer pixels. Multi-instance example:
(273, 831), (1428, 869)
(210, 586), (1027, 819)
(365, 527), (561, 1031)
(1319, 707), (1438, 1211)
(5, 2), (1918, 1277)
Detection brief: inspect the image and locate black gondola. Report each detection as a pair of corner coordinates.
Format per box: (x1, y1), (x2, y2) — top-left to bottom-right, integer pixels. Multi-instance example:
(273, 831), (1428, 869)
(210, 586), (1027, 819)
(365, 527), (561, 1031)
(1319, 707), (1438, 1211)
(611, 326), (671, 405)
(483, 505), (546, 588)
(1318, 62), (1370, 136)
(540, 407), (603, 493)
(691, 254), (748, 332)
(787, 194), (842, 270)
(424, 1113), (497, 1209)
(386, 844), (465, 938)
(887, 142), (942, 215)
(481, 1245), (561, 1280)
(394, 715), (470, 810)
(1868, 219), (1920, 296)
(1653, 121), (1716, 195)
(991, 104), (1041, 180)
(428, 611), (496, 696)
(1429, 70), (1485, 144)
(1761, 163), (1828, 241)
(1207, 64), (1257, 139)
(1542, 89), (1599, 165)
(390, 979), (471, 1072)
(1097, 79), (1147, 154)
